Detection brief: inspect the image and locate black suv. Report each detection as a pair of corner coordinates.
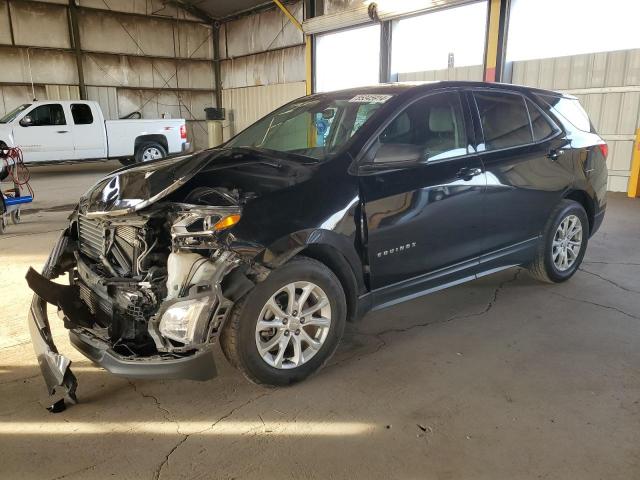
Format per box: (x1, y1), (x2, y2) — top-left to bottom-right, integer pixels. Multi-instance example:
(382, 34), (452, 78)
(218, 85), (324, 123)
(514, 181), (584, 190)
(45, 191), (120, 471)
(28, 82), (607, 403)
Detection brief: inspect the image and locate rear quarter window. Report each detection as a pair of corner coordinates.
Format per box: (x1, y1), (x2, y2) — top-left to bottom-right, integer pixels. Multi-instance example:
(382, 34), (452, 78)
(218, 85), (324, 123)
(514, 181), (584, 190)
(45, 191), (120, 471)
(538, 95), (592, 132)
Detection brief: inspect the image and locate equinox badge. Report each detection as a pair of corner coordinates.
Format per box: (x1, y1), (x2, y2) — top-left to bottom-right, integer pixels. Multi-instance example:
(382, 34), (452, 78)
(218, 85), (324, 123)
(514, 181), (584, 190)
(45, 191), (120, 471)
(377, 242), (417, 258)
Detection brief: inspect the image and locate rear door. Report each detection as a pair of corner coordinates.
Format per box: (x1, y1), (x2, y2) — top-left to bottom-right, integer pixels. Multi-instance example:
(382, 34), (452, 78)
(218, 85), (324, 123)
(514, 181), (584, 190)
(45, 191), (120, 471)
(358, 90), (486, 303)
(70, 103), (106, 160)
(13, 103), (75, 162)
(469, 89), (572, 270)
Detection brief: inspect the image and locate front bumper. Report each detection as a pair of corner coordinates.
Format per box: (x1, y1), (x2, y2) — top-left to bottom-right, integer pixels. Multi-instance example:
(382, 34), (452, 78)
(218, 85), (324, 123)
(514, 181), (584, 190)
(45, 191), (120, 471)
(69, 329), (216, 381)
(27, 231), (217, 405)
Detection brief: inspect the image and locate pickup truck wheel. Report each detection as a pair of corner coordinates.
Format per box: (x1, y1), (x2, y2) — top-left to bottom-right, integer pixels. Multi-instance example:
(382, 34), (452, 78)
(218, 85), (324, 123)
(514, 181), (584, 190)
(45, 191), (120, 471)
(135, 142), (166, 163)
(528, 200), (588, 283)
(220, 257), (346, 386)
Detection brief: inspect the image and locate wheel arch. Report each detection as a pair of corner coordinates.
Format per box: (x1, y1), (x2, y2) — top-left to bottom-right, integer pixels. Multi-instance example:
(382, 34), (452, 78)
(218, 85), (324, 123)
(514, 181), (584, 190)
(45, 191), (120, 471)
(563, 189), (595, 234)
(134, 134), (168, 153)
(256, 229), (367, 322)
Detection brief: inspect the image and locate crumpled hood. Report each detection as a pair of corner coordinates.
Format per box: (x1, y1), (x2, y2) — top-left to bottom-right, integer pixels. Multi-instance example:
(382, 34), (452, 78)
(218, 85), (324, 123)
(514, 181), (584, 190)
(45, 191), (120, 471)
(79, 148), (313, 217)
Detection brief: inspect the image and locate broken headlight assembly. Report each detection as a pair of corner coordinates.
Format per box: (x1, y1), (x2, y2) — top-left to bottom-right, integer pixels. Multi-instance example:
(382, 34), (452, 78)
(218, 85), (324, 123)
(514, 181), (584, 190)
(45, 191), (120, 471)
(170, 203), (241, 249)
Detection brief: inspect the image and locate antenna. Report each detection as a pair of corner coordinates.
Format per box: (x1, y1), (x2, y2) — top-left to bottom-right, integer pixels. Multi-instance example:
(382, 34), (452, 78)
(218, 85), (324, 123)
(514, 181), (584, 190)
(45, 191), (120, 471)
(26, 48), (36, 101)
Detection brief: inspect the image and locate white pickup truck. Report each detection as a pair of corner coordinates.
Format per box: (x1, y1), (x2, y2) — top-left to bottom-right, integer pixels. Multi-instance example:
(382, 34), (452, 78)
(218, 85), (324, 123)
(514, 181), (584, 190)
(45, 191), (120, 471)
(0, 100), (190, 164)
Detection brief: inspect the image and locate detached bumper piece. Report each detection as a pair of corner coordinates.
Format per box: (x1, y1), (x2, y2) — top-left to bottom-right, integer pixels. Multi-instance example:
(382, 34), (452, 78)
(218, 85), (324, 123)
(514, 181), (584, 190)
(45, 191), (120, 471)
(26, 233), (78, 411)
(26, 233), (217, 411)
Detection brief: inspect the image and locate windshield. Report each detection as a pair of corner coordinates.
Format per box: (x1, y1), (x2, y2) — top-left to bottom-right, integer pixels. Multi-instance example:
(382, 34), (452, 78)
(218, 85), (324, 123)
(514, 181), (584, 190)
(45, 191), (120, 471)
(0, 104), (31, 124)
(226, 92), (395, 161)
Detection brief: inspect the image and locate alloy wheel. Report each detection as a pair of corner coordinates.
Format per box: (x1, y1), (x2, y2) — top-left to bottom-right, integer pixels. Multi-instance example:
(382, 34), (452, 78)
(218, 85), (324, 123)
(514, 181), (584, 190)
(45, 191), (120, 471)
(255, 281), (332, 369)
(552, 214), (583, 271)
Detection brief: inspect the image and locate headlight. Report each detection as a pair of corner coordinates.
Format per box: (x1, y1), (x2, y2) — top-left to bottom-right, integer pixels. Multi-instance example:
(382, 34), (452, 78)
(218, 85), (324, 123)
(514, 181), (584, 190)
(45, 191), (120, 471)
(170, 204), (241, 248)
(159, 297), (212, 345)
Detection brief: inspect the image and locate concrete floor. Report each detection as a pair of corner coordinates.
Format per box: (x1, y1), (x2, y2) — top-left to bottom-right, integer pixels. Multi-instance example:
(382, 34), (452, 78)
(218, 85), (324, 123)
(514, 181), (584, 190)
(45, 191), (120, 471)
(1, 164), (639, 480)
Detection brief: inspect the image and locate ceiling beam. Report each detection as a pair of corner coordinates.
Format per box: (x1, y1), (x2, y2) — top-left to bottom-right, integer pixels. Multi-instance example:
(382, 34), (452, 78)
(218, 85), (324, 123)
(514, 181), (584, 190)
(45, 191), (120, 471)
(168, 0), (217, 23)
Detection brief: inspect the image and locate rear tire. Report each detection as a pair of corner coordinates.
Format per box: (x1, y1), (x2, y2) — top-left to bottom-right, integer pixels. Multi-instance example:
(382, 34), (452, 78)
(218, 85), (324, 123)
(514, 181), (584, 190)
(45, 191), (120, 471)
(134, 142), (166, 164)
(220, 257), (346, 386)
(528, 200), (588, 283)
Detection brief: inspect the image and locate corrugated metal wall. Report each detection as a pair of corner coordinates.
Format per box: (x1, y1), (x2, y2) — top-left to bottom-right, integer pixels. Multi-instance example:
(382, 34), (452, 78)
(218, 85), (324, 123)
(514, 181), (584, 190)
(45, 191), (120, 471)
(0, 0), (214, 150)
(398, 65), (484, 82)
(219, 2), (306, 140)
(512, 48), (640, 192)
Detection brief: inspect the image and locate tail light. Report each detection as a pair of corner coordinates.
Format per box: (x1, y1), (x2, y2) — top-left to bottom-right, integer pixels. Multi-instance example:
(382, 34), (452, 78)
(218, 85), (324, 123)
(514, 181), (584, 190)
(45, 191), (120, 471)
(598, 143), (608, 158)
(180, 125), (187, 140)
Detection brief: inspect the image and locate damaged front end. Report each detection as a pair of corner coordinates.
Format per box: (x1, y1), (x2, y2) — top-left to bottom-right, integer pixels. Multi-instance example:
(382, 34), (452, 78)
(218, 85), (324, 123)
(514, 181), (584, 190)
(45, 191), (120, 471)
(27, 157), (265, 406)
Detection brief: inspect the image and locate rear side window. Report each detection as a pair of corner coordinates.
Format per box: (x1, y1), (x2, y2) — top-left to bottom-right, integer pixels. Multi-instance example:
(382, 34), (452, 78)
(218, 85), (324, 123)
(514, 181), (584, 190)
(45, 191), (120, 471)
(71, 104), (94, 125)
(540, 95), (592, 132)
(29, 104), (66, 126)
(526, 98), (558, 141)
(474, 92), (532, 150)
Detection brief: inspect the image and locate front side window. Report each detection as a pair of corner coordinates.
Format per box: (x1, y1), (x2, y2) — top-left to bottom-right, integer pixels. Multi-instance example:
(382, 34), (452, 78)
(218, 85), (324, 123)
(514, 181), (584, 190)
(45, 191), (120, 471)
(71, 104), (94, 125)
(27, 104), (66, 126)
(474, 92), (531, 150)
(375, 92), (467, 163)
(227, 92), (394, 161)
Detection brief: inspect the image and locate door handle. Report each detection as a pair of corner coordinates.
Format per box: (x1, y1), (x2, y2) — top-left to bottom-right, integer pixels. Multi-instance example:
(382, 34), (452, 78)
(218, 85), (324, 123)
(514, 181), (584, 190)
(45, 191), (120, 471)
(456, 167), (482, 181)
(546, 149), (564, 161)
(56, 130), (69, 134)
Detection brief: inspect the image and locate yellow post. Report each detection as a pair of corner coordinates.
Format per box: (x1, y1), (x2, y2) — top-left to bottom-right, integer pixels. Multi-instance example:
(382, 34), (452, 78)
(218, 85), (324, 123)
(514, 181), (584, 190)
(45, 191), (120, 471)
(484, 0), (502, 82)
(305, 35), (313, 95)
(628, 128), (640, 198)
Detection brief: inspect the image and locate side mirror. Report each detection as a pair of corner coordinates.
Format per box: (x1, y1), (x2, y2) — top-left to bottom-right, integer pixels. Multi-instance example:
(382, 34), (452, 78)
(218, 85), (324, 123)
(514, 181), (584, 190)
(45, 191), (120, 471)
(373, 143), (426, 165)
(19, 115), (33, 127)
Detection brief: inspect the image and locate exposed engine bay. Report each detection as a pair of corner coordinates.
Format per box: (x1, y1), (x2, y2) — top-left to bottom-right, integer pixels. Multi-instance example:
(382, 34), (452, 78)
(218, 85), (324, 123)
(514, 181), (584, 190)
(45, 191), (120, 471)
(69, 186), (256, 358)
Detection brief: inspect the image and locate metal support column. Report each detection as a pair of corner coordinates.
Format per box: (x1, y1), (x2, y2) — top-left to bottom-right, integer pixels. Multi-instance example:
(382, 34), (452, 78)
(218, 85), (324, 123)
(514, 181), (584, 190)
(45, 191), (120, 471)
(212, 22), (223, 110)
(68, 0), (87, 99)
(379, 21), (392, 84)
(483, 0), (510, 82)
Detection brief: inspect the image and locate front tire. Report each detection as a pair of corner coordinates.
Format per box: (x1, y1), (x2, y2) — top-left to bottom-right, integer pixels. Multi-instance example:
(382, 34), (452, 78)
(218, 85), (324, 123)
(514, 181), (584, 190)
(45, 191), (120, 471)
(528, 200), (589, 283)
(220, 257), (346, 386)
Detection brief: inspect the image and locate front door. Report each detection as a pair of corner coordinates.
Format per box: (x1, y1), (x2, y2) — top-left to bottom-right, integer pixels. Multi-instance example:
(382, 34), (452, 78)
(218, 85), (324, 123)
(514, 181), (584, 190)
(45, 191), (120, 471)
(14, 103), (75, 162)
(358, 90), (486, 305)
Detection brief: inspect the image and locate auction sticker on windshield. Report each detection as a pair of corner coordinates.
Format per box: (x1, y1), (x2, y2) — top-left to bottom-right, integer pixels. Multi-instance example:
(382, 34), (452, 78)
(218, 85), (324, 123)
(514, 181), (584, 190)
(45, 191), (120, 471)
(348, 94), (393, 104)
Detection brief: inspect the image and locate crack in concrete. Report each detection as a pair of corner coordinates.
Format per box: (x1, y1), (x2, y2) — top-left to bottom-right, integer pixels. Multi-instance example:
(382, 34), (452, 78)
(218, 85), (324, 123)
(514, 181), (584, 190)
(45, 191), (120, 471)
(375, 269), (522, 338)
(128, 381), (175, 424)
(49, 460), (103, 480)
(579, 268), (640, 294)
(337, 270), (522, 367)
(549, 291), (640, 321)
(153, 392), (269, 480)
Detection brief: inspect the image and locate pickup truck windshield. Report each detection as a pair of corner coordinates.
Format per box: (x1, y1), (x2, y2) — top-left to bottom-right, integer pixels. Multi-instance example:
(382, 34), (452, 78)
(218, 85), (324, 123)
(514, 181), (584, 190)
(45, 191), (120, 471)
(0, 104), (31, 124)
(226, 92), (395, 161)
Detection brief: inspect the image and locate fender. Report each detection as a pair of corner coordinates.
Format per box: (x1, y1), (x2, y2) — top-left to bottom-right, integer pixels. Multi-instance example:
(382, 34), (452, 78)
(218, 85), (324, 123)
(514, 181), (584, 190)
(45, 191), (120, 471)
(255, 228), (366, 294)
